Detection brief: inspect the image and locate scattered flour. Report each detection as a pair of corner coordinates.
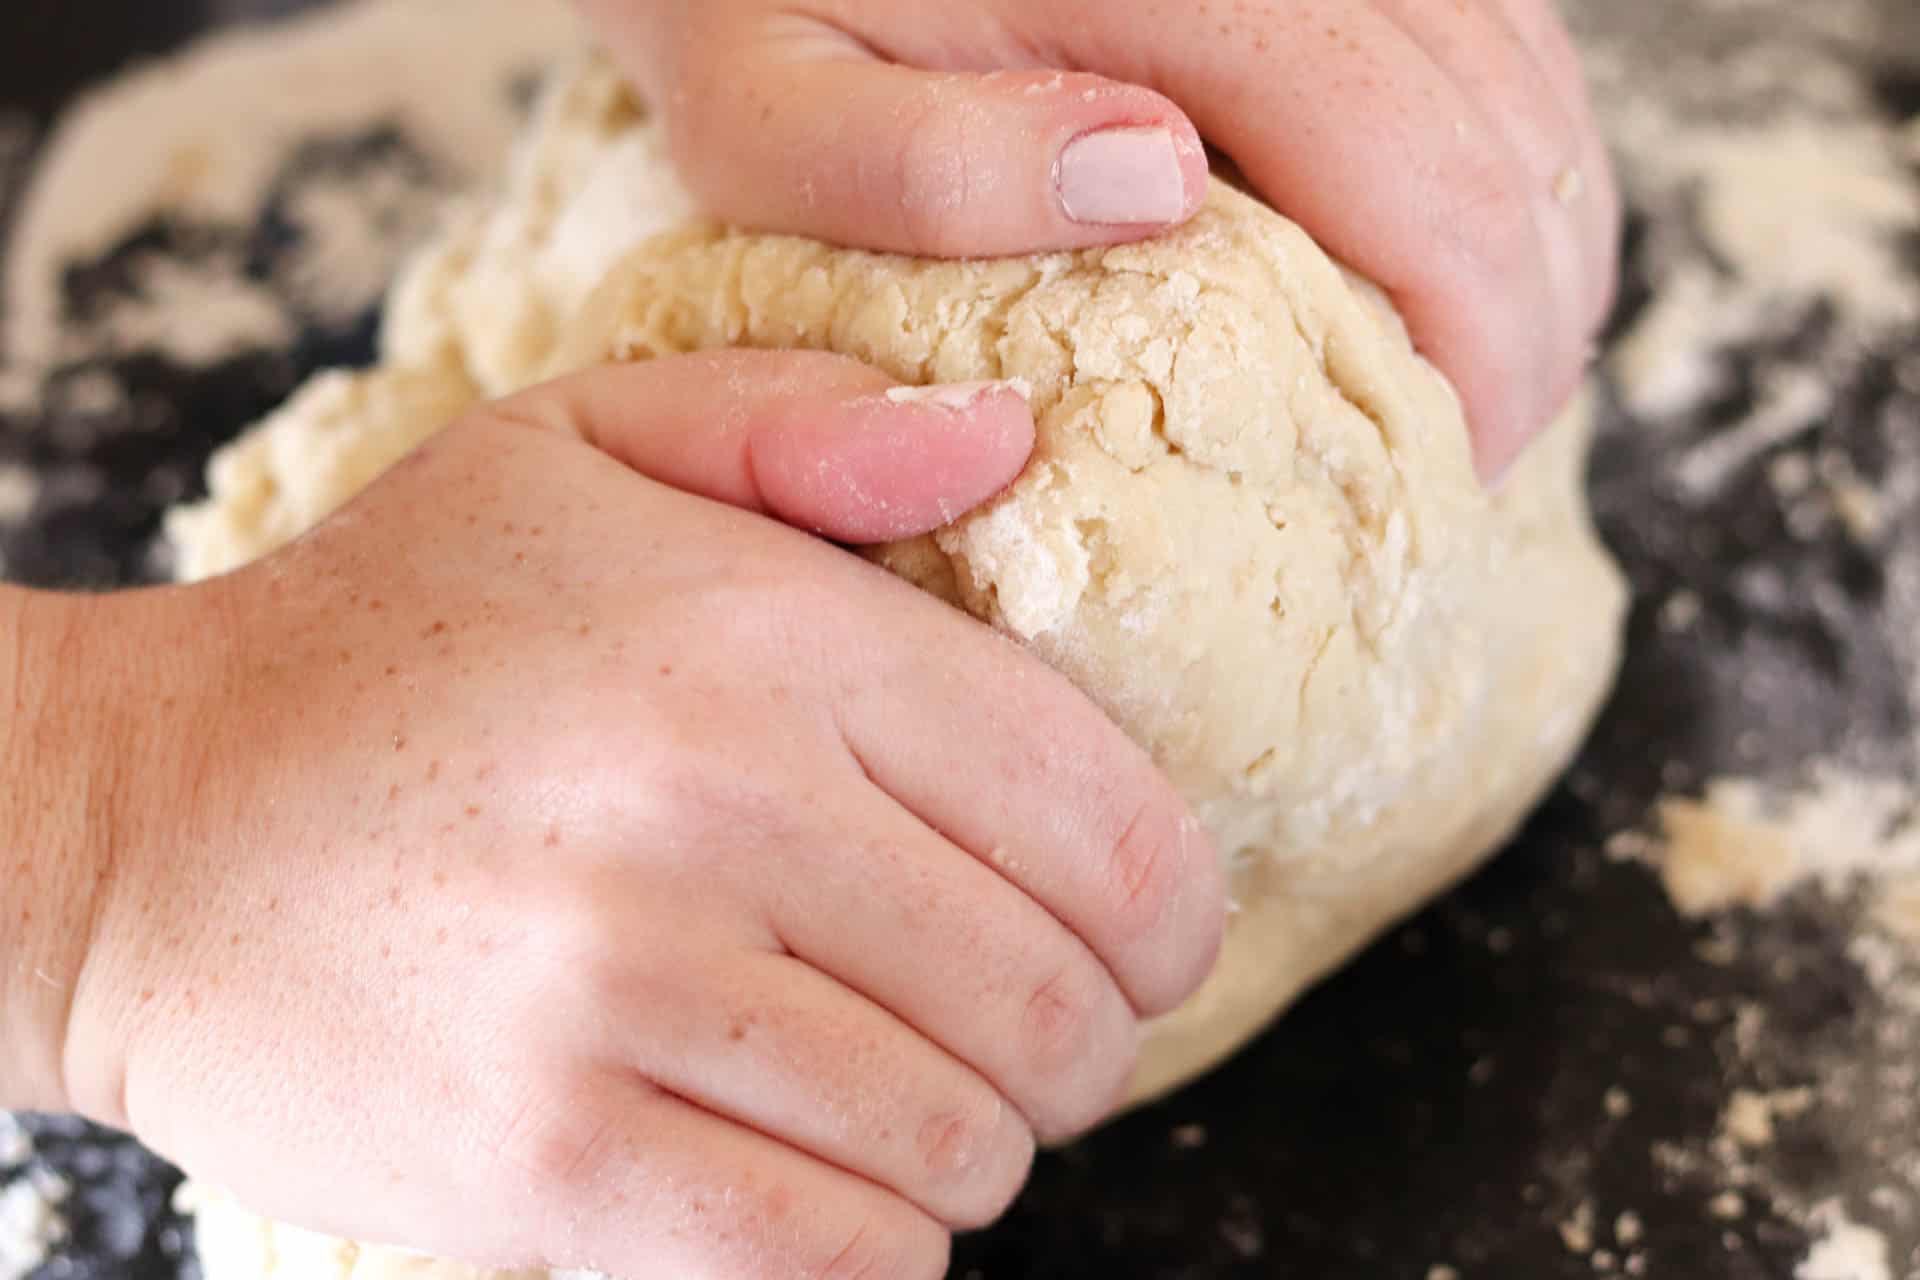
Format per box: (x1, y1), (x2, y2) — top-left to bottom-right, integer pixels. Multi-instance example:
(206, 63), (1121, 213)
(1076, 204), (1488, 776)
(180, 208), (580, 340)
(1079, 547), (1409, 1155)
(1797, 1200), (1891, 1280)
(3, 0), (581, 370)
(1709, 1191), (1746, 1221)
(0, 0), (579, 453)
(1721, 1088), (1815, 1150)
(0, 1166), (67, 1280)
(1607, 265), (1743, 422)
(0, 1118), (25, 1169)
(1641, 770), (1920, 918)
(86, 255), (296, 368)
(1573, 9), (1920, 1277)
(1559, 1198), (1598, 1254)
(1669, 121), (1918, 331)
(1596, 68), (1919, 465)
(0, 464), (38, 525)
(1669, 369), (1834, 502)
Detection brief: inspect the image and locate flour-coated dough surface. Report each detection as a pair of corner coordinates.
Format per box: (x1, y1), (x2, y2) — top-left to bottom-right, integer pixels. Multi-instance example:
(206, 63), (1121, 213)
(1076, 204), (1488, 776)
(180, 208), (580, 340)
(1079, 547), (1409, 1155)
(169, 56), (1626, 1280)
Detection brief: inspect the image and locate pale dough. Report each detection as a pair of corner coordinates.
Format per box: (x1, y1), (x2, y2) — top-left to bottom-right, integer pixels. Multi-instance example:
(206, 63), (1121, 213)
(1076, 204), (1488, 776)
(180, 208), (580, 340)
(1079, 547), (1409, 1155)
(169, 55), (1626, 1280)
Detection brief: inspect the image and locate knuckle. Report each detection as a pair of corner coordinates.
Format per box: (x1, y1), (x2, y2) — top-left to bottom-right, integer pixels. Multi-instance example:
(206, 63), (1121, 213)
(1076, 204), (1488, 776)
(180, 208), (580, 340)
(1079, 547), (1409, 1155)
(490, 1084), (622, 1201)
(1101, 792), (1187, 947)
(1018, 964), (1137, 1137)
(1434, 146), (1541, 277)
(915, 1100), (992, 1184)
(914, 1094), (1033, 1229)
(894, 95), (974, 257)
(652, 733), (807, 845)
(1022, 966), (1099, 1078)
(807, 1215), (943, 1280)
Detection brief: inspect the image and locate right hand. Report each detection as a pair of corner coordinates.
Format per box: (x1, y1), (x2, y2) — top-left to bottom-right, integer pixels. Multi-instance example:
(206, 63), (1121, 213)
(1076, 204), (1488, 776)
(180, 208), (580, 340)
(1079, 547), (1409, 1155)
(58, 351), (1226, 1278)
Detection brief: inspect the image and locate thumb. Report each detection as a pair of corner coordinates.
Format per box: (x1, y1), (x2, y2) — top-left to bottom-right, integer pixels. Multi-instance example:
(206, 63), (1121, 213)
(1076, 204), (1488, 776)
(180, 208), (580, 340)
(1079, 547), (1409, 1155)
(657, 16), (1208, 258)
(488, 350), (1035, 544)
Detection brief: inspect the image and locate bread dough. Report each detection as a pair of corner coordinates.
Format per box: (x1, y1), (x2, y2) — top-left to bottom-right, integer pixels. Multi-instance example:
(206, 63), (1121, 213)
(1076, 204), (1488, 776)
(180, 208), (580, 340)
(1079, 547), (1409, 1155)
(169, 54), (1626, 1280)
(546, 186), (1628, 1108)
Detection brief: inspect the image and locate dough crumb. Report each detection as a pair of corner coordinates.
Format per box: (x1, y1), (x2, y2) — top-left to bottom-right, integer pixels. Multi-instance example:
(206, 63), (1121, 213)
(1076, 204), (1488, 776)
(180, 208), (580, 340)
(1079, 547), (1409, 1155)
(0, 465), (40, 526)
(1630, 769), (1920, 918)
(0, 1119), (25, 1170)
(0, 1166), (68, 1280)
(1168, 1124), (1208, 1151)
(1709, 1192), (1746, 1221)
(1722, 1088), (1814, 1149)
(1796, 1200), (1890, 1280)
(1560, 1199), (1598, 1254)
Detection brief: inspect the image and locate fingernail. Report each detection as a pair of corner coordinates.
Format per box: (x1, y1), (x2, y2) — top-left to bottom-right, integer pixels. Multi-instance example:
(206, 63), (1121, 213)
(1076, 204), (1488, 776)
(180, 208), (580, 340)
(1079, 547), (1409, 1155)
(1056, 127), (1187, 226)
(884, 378), (1033, 411)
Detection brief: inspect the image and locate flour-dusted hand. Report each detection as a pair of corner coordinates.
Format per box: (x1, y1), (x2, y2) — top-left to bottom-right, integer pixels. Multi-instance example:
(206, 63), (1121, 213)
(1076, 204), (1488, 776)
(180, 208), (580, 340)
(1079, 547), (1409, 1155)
(34, 353), (1223, 1279)
(577, 0), (1620, 475)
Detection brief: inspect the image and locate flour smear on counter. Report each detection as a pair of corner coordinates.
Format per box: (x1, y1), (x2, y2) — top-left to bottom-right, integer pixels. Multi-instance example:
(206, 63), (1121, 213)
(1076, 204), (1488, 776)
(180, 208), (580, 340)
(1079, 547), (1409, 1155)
(0, 1113), (65, 1280)
(2, 0), (578, 379)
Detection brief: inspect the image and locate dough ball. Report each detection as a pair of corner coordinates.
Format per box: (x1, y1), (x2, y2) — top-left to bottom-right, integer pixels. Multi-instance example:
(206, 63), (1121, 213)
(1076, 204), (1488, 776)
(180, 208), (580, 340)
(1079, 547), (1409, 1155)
(547, 179), (1627, 1103)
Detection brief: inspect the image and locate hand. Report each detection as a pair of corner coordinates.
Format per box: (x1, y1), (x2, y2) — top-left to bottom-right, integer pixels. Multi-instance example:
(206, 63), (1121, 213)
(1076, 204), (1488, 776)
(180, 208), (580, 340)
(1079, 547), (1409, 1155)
(577, 0), (1620, 477)
(51, 352), (1225, 1278)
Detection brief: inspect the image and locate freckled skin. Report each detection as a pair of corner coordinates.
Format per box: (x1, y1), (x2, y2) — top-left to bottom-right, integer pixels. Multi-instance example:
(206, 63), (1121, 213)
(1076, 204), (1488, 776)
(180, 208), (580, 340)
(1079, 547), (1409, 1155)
(12, 351), (1222, 1280)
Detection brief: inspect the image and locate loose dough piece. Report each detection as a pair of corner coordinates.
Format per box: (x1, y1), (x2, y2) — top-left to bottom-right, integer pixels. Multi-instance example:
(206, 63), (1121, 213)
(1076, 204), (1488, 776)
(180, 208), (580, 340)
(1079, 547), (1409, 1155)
(170, 55), (1626, 1280)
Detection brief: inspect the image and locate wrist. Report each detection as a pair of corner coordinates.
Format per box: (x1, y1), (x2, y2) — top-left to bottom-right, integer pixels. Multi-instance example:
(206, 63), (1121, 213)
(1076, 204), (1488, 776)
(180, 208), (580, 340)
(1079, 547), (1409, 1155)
(1, 586), (108, 1113)
(0, 582), (222, 1121)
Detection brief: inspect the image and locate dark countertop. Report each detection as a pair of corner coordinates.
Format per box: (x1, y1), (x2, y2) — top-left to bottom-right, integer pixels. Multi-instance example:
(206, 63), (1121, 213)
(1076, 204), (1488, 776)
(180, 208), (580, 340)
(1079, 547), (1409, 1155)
(3, 2), (1918, 1277)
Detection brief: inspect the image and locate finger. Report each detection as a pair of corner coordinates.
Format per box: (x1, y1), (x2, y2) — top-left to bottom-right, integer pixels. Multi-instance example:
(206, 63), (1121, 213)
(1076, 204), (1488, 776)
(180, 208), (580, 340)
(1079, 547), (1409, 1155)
(1374, 0), (1579, 188)
(755, 787), (1142, 1143)
(1493, 0), (1624, 334)
(494, 1072), (950, 1279)
(662, 14), (1208, 257)
(1370, 0), (1593, 456)
(490, 351), (1035, 542)
(825, 583), (1227, 1021)
(1494, 0), (1597, 113)
(603, 944), (1036, 1228)
(994, 0), (1577, 475)
(1383, 0), (1619, 334)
